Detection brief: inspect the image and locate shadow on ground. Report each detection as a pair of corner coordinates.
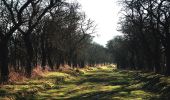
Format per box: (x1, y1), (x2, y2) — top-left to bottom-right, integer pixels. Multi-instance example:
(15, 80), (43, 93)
(34, 67), (157, 100)
(0, 67), (159, 100)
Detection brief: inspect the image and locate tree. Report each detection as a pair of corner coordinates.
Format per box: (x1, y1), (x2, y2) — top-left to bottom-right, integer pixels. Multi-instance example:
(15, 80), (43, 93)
(107, 36), (128, 69)
(116, 0), (170, 74)
(0, 0), (35, 82)
(17, 0), (62, 77)
(39, 2), (96, 68)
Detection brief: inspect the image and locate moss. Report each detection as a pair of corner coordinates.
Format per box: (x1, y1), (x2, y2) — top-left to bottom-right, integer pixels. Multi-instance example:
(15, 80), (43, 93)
(100, 85), (122, 91)
(131, 90), (147, 95)
(0, 66), (162, 100)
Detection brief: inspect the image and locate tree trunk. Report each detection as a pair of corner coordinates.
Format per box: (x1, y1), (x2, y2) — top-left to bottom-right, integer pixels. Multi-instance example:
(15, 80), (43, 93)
(41, 39), (46, 70)
(80, 61), (85, 68)
(47, 53), (53, 70)
(154, 42), (161, 73)
(72, 54), (77, 68)
(41, 55), (46, 70)
(24, 35), (33, 77)
(0, 41), (9, 83)
(129, 51), (135, 69)
(59, 54), (65, 67)
(164, 25), (170, 75)
(165, 38), (170, 75)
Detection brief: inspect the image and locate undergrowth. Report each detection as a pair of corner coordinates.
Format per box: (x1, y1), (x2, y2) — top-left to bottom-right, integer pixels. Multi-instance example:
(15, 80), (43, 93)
(0, 65), (169, 100)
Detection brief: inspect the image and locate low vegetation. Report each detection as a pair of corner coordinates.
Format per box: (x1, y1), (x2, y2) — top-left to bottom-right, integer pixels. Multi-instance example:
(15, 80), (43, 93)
(0, 65), (169, 100)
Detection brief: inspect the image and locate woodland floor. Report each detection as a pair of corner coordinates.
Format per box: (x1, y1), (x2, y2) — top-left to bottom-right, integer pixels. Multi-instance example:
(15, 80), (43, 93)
(0, 66), (169, 100)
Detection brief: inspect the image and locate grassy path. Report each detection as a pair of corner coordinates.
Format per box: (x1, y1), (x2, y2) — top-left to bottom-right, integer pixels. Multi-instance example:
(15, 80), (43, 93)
(0, 66), (158, 100)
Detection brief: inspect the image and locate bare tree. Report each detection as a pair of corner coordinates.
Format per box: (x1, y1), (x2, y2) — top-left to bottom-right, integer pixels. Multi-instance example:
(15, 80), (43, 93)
(0, 0), (35, 82)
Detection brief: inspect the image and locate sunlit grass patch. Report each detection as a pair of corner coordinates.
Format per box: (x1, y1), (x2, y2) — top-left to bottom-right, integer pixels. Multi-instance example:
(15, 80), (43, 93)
(0, 65), (161, 100)
(160, 76), (170, 84)
(127, 82), (145, 89)
(100, 85), (122, 91)
(112, 96), (122, 100)
(113, 97), (142, 100)
(129, 90), (156, 99)
(131, 90), (147, 95)
(44, 72), (70, 78)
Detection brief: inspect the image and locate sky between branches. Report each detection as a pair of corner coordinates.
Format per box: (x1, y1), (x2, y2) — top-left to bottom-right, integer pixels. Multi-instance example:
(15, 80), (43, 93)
(68, 0), (122, 46)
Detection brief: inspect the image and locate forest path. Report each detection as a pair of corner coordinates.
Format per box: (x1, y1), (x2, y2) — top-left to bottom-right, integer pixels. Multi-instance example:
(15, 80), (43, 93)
(0, 66), (158, 100)
(35, 66), (158, 100)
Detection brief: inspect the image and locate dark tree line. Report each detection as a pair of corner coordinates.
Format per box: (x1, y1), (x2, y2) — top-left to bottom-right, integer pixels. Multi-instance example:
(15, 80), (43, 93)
(0, 0), (111, 83)
(108, 0), (170, 75)
(0, 0), (61, 82)
(85, 43), (112, 67)
(107, 36), (129, 69)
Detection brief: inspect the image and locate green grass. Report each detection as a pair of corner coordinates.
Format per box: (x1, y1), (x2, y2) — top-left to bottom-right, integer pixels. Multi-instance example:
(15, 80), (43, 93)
(0, 66), (160, 100)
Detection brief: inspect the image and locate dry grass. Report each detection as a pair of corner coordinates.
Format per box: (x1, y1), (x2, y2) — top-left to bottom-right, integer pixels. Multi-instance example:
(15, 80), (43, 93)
(9, 72), (26, 83)
(1, 65), (114, 85)
(31, 65), (50, 78)
(7, 64), (80, 84)
(7, 65), (51, 84)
